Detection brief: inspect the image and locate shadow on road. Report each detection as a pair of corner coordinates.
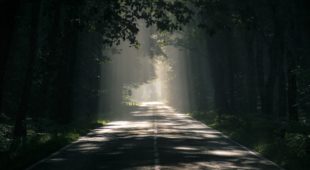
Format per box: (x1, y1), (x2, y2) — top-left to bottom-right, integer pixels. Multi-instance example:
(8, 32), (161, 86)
(29, 102), (281, 170)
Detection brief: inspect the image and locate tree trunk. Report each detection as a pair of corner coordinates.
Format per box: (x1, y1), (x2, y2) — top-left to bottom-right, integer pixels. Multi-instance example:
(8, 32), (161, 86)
(285, 0), (305, 122)
(206, 33), (230, 116)
(262, 44), (277, 116)
(245, 31), (258, 114)
(287, 52), (298, 121)
(55, 22), (79, 123)
(0, 0), (21, 113)
(255, 34), (265, 114)
(13, 0), (42, 139)
(262, 4), (284, 117)
(278, 64), (287, 119)
(38, 0), (62, 118)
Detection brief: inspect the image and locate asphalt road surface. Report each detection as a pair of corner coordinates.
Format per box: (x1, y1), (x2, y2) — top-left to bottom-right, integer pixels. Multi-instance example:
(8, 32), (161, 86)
(27, 102), (282, 170)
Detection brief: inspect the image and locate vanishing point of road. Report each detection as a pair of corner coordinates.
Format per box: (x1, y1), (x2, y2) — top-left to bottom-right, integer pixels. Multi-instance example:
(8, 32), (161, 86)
(27, 102), (282, 170)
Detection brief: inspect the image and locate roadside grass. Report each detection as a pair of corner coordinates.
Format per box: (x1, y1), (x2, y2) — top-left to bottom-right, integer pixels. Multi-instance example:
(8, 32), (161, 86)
(189, 111), (310, 170)
(0, 118), (108, 170)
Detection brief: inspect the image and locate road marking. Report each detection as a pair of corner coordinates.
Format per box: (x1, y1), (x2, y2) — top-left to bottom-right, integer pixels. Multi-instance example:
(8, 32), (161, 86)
(153, 106), (160, 170)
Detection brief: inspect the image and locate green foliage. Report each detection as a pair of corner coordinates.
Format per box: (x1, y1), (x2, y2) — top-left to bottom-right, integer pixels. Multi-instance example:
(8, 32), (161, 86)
(0, 118), (108, 170)
(285, 133), (308, 158)
(190, 112), (310, 170)
(76, 0), (193, 46)
(0, 123), (13, 152)
(96, 119), (109, 126)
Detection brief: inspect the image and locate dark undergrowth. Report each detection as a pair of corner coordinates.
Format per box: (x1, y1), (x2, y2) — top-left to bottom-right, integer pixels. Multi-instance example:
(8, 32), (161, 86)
(0, 104), (140, 170)
(190, 111), (310, 170)
(0, 117), (108, 170)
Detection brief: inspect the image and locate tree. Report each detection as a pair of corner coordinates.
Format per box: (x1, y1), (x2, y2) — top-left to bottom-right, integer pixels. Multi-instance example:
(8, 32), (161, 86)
(9, 0), (193, 140)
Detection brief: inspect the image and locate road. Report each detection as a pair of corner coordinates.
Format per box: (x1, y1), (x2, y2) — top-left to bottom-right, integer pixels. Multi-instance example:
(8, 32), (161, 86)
(27, 102), (282, 170)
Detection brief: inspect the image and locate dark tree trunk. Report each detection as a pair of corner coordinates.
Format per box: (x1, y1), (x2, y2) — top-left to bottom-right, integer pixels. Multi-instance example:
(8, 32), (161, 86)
(39, 0), (62, 117)
(278, 64), (287, 119)
(245, 31), (258, 114)
(186, 49), (195, 111)
(287, 52), (298, 121)
(262, 4), (284, 117)
(55, 22), (79, 123)
(262, 44), (277, 116)
(13, 0), (42, 138)
(206, 33), (227, 116)
(0, 0), (21, 113)
(255, 34), (265, 114)
(227, 34), (236, 114)
(227, 54), (236, 113)
(285, 0), (304, 122)
(272, 20), (286, 120)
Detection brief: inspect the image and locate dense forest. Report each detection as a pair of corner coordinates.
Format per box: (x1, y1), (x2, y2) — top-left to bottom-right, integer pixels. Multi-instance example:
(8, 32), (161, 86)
(0, 0), (309, 170)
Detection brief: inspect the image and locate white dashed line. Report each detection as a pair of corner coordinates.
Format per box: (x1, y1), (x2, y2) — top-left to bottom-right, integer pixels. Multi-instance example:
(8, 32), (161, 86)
(153, 106), (160, 170)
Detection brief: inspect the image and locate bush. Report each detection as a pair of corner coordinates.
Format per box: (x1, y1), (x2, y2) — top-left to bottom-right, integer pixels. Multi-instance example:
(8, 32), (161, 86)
(0, 117), (108, 170)
(190, 111), (310, 170)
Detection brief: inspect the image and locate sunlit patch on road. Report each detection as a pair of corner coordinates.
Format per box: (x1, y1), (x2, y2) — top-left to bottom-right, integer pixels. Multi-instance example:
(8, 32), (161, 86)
(207, 149), (250, 157)
(174, 146), (200, 151)
(140, 101), (164, 106)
